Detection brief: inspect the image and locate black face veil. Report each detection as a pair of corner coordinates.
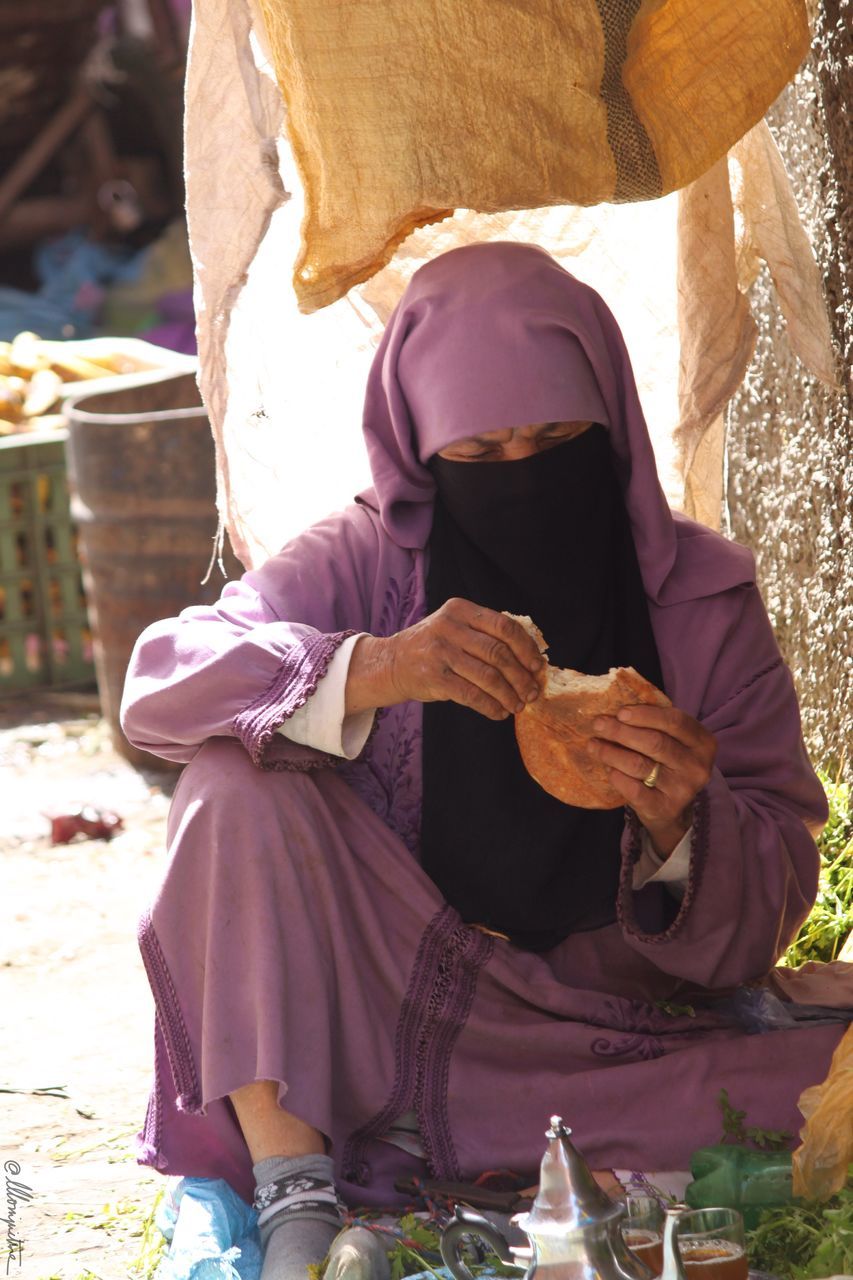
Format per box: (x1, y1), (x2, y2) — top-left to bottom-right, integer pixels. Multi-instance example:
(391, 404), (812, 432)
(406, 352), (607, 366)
(420, 426), (664, 951)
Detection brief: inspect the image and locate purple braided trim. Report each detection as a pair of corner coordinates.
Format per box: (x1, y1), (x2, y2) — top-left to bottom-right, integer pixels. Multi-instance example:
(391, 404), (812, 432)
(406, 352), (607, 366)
(617, 788), (710, 945)
(136, 1020), (168, 1170)
(138, 909), (201, 1112)
(416, 925), (495, 1180)
(341, 905), (490, 1185)
(341, 905), (458, 1183)
(262, 749), (343, 775)
(263, 686), (386, 773)
(233, 630), (359, 768)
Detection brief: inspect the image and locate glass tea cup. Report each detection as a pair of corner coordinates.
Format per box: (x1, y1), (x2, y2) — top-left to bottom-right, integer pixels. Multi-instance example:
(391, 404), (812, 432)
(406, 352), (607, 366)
(621, 1193), (665, 1276)
(675, 1207), (748, 1280)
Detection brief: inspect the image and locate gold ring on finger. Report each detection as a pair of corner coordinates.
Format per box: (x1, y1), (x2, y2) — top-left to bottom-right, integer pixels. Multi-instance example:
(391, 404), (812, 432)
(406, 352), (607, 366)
(642, 761), (661, 789)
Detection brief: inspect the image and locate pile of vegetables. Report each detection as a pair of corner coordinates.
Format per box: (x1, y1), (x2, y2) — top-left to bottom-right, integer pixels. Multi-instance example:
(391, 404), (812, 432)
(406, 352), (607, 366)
(783, 769), (852, 968)
(0, 331), (142, 437)
(746, 1173), (853, 1279)
(733, 768), (852, 1275)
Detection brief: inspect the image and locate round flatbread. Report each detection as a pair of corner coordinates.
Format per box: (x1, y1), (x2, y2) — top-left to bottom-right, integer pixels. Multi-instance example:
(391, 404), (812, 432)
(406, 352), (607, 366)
(507, 614), (671, 808)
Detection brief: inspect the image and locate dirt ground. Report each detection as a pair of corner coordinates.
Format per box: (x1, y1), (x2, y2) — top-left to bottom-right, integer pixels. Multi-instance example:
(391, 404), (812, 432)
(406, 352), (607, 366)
(1, 689), (178, 1280)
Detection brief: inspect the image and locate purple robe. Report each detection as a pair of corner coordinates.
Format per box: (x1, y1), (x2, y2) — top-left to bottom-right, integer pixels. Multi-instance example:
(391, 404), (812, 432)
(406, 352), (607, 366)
(121, 244), (849, 1208)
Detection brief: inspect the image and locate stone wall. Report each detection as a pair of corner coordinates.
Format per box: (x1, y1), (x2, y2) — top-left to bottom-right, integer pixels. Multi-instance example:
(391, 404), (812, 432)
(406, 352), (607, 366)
(726, 2), (851, 778)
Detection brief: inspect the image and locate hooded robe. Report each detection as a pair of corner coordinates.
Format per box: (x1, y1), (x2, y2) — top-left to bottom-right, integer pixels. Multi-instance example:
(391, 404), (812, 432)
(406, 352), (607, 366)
(121, 244), (849, 1209)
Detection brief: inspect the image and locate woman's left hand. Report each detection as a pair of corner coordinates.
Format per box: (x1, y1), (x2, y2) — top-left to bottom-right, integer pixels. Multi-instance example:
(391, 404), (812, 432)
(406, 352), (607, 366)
(589, 705), (717, 858)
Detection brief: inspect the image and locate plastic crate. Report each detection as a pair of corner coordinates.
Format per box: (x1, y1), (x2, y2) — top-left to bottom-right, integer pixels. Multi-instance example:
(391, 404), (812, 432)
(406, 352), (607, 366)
(0, 429), (95, 691)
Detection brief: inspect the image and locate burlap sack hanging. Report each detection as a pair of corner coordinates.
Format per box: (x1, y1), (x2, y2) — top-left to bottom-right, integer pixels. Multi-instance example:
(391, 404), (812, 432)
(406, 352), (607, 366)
(255, 0), (810, 312)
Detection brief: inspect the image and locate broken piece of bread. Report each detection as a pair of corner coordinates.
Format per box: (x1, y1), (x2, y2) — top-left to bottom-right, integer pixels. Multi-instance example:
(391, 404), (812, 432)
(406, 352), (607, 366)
(507, 613), (671, 809)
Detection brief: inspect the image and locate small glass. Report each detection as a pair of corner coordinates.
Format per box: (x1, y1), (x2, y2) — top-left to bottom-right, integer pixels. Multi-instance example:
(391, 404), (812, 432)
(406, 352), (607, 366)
(622, 1193), (665, 1276)
(675, 1207), (748, 1280)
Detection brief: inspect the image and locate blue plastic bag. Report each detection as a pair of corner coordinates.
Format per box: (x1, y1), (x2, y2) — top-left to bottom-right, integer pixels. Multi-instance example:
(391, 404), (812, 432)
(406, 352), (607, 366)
(154, 1177), (263, 1280)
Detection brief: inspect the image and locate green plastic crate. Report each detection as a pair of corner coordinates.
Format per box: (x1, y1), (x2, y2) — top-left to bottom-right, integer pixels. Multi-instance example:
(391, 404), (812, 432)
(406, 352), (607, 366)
(0, 429), (95, 691)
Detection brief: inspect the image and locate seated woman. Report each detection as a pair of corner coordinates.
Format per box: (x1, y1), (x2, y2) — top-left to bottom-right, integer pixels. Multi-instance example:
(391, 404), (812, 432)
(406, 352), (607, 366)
(121, 242), (846, 1280)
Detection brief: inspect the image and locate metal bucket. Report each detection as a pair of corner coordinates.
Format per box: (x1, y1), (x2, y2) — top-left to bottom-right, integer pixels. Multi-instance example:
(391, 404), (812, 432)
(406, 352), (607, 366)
(64, 371), (239, 769)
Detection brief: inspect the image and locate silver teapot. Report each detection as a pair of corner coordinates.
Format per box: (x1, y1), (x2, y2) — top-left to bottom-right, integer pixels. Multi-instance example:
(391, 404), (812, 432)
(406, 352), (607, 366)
(440, 1116), (687, 1280)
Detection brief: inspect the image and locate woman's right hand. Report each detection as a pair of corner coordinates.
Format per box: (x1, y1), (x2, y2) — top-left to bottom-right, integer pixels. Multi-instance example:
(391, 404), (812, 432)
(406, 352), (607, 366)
(346, 599), (544, 721)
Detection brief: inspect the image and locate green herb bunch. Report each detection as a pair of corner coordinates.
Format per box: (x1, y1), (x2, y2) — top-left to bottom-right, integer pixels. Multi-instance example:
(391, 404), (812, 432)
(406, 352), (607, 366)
(783, 769), (852, 968)
(383, 1213), (520, 1280)
(746, 1170), (853, 1279)
(718, 1087), (793, 1151)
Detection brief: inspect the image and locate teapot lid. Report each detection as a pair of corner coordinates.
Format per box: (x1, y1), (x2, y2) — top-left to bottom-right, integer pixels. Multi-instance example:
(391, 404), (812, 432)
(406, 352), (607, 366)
(524, 1116), (623, 1232)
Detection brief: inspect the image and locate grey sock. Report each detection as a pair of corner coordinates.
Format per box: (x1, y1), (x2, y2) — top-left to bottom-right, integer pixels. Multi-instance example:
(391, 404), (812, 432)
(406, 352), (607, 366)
(253, 1153), (344, 1280)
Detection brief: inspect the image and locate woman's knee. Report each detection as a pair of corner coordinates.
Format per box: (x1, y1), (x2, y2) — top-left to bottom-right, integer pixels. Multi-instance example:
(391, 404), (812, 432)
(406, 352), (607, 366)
(167, 737), (319, 840)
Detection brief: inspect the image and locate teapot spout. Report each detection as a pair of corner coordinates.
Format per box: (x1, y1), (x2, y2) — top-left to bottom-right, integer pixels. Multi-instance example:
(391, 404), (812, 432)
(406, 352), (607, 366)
(659, 1205), (688, 1280)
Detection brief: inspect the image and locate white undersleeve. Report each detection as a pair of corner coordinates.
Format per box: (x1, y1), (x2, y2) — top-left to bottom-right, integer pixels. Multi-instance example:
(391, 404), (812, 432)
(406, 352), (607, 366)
(633, 827), (691, 898)
(277, 634), (375, 759)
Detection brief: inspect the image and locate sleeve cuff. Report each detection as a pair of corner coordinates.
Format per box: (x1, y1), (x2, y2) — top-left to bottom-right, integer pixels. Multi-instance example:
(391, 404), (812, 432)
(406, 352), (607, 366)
(277, 633), (376, 759)
(632, 826), (692, 897)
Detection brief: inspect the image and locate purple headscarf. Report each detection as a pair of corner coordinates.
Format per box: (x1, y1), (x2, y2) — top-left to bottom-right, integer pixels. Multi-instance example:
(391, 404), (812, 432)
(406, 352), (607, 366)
(363, 242), (666, 948)
(360, 242), (677, 600)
